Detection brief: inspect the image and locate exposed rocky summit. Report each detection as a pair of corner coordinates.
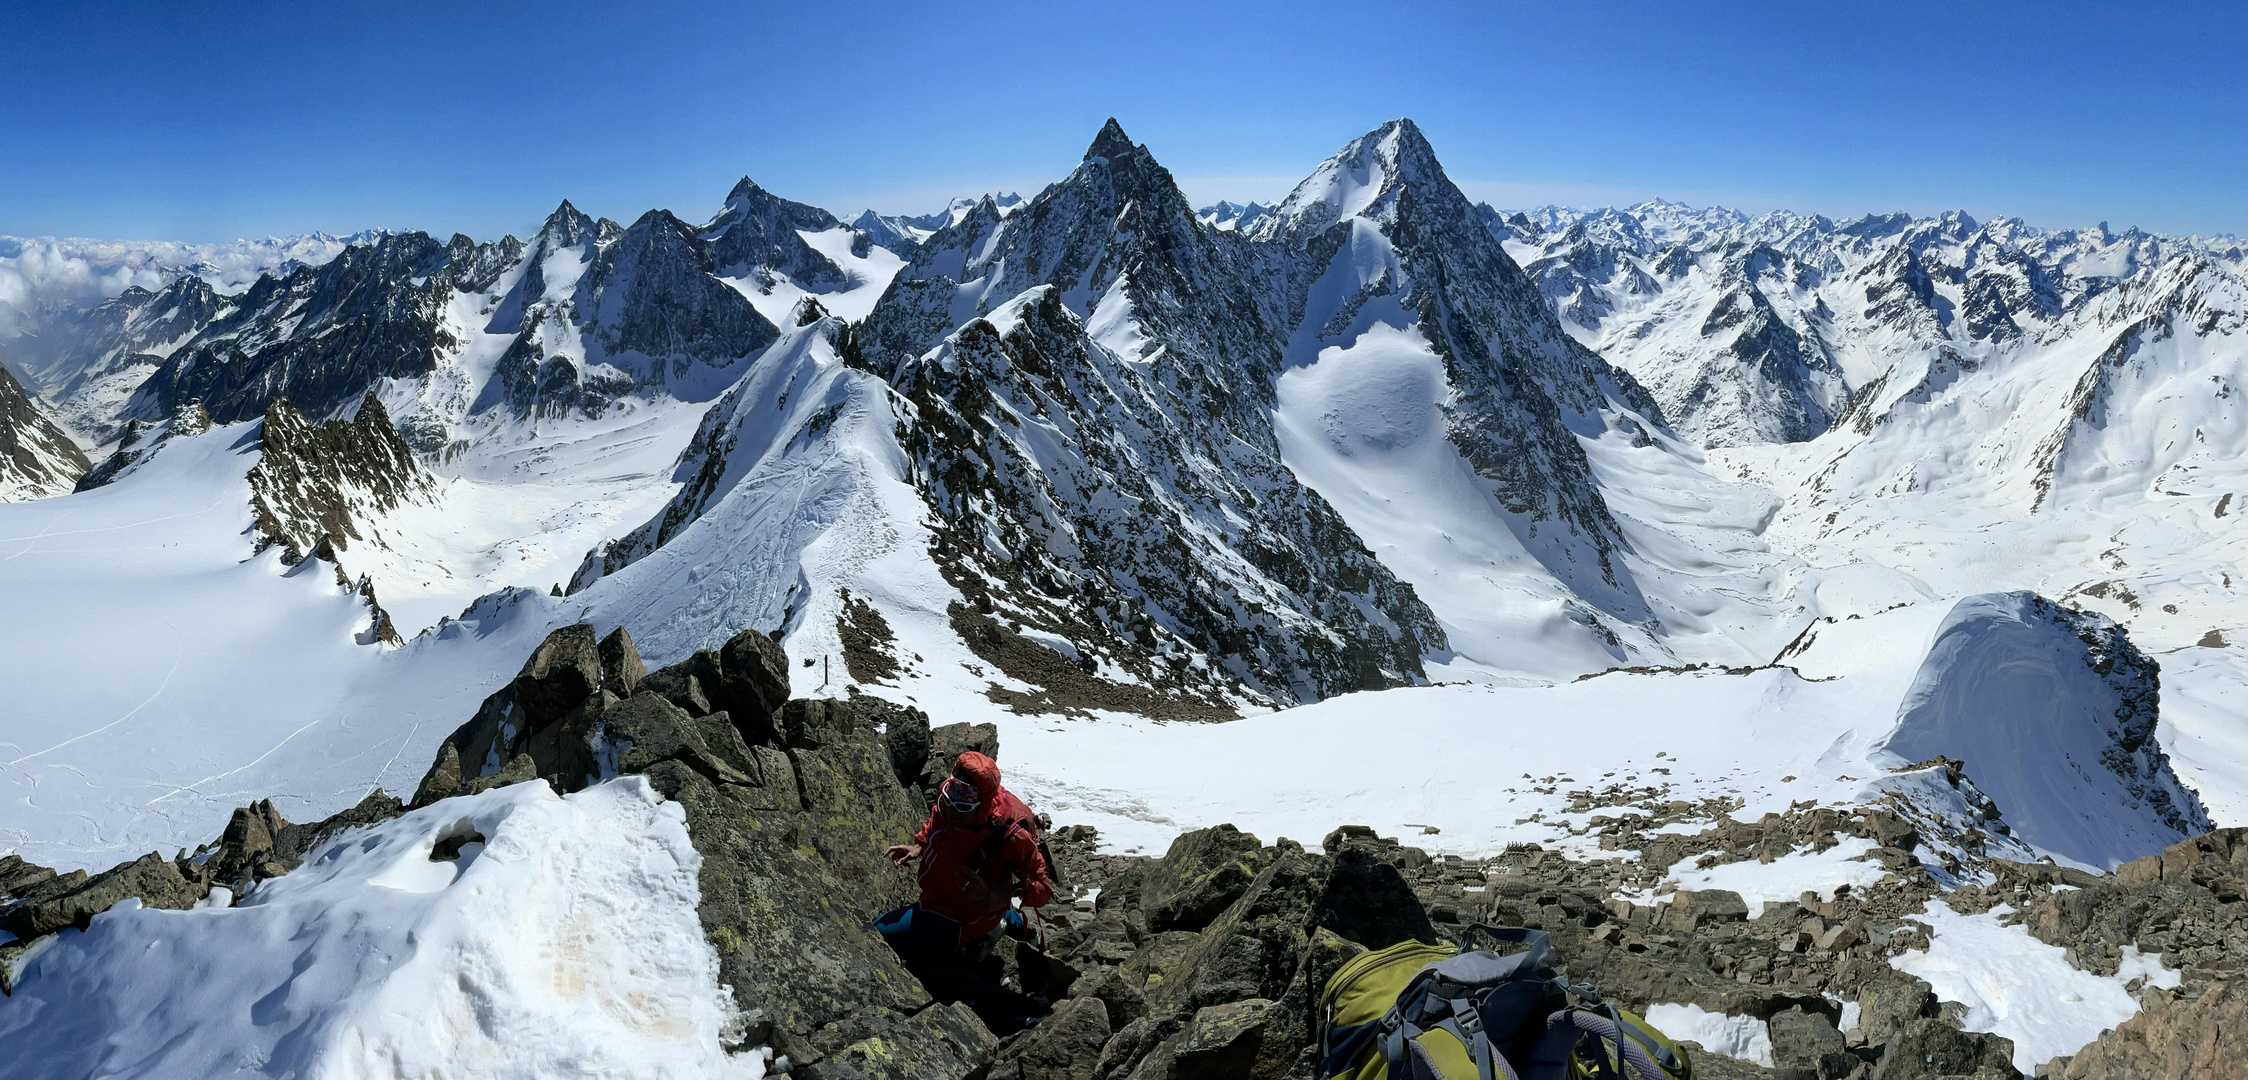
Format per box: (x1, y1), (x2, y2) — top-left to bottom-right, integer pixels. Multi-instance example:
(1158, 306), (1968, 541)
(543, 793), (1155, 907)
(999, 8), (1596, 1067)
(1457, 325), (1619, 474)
(6, 622), (2244, 1077)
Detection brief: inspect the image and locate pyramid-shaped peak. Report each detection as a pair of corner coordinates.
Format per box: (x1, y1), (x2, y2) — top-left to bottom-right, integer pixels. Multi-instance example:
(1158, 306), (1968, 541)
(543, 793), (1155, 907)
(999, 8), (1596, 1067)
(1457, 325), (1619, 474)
(726, 176), (769, 201)
(1085, 117), (1136, 161)
(538, 199), (600, 247)
(1377, 116), (1431, 148)
(1258, 118), (1458, 236)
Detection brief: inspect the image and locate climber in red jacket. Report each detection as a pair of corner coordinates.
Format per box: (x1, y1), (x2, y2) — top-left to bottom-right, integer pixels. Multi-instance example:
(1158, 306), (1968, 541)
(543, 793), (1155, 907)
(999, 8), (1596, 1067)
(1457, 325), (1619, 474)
(881, 750), (1054, 952)
(876, 750), (1056, 1034)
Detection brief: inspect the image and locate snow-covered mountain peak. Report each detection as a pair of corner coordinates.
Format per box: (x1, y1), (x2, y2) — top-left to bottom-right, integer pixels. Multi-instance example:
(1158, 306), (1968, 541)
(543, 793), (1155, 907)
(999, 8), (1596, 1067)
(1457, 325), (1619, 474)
(1253, 118), (1447, 239)
(532, 199), (604, 253)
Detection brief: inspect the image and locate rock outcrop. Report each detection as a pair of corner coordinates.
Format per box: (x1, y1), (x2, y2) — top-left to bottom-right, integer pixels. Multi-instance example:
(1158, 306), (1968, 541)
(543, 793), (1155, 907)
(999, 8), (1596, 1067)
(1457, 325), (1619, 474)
(12, 622), (2241, 1079)
(0, 361), (90, 499)
(247, 392), (433, 565)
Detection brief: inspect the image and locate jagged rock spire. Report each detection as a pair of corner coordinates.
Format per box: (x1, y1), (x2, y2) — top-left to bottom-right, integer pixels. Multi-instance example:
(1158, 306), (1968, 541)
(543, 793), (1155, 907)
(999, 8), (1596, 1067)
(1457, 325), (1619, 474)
(1084, 117), (1135, 161)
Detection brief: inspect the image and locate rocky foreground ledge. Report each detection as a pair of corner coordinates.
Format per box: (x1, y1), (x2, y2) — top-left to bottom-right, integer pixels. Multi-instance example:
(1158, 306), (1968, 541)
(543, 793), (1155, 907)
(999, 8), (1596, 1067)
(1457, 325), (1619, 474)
(1, 623), (2242, 1080)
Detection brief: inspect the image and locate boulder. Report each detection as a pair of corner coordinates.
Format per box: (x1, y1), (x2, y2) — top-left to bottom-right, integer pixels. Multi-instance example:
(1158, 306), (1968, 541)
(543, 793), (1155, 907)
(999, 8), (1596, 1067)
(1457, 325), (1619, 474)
(601, 691), (757, 786)
(1868, 1018), (2017, 1080)
(883, 702), (934, 794)
(1319, 838), (1440, 948)
(206, 799), (293, 889)
(511, 623), (604, 726)
(925, 722), (1001, 790)
(794, 998), (996, 1080)
(1139, 825), (1267, 933)
(1852, 976), (1940, 1049)
(642, 661), (715, 718)
(1131, 998), (1274, 1079)
(0, 855), (57, 900)
(0, 851), (200, 940)
(712, 628), (791, 745)
(413, 741), (464, 807)
(1076, 967), (1151, 1030)
(1095, 1015), (1185, 1080)
(1665, 889), (1751, 930)
(976, 995), (1112, 1080)
(1769, 1006), (1848, 1071)
(2058, 980), (2245, 1080)
(598, 626), (646, 699)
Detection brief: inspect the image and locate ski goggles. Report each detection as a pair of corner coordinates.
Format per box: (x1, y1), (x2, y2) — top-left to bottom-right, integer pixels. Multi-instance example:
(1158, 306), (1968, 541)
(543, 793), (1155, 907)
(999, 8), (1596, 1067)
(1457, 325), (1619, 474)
(938, 776), (983, 814)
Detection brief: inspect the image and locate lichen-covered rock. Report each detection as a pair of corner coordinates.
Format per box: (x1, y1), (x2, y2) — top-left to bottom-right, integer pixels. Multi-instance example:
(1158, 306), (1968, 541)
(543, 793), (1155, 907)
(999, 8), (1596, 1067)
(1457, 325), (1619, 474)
(1138, 825), (1268, 933)
(975, 995), (1112, 1080)
(0, 855), (57, 901)
(1768, 1006), (1847, 1072)
(643, 656), (716, 717)
(1129, 998), (1274, 1079)
(1852, 976), (1942, 1050)
(923, 722), (1001, 792)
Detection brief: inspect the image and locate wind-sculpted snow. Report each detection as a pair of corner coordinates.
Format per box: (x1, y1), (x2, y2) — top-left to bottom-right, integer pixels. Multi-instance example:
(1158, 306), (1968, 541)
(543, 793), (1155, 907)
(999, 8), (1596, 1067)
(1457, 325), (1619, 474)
(1877, 593), (2210, 868)
(0, 777), (762, 1079)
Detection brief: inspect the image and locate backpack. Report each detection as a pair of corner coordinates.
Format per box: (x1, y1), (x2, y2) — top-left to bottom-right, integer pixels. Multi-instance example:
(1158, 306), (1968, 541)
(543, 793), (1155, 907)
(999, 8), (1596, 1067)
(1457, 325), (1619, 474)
(1318, 924), (1693, 1080)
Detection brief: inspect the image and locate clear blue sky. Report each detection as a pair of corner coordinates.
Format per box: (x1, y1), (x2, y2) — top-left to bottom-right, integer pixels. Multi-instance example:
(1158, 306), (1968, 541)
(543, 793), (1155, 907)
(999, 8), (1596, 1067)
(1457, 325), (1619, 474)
(3, 0), (2241, 242)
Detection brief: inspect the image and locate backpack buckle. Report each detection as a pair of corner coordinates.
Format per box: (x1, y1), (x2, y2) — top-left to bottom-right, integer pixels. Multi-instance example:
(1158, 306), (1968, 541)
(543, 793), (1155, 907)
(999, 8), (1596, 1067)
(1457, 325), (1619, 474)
(1453, 1000), (1484, 1037)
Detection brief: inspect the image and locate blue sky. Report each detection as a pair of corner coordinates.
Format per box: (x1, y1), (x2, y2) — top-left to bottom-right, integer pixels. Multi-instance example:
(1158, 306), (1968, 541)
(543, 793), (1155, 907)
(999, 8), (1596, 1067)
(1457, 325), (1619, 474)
(3, 1), (2241, 242)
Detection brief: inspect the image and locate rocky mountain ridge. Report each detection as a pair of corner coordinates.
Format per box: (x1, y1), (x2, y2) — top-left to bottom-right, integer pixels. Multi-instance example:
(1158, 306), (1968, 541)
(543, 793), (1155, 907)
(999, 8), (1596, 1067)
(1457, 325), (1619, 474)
(4, 621), (2239, 1080)
(0, 363), (89, 499)
(1484, 199), (2244, 451)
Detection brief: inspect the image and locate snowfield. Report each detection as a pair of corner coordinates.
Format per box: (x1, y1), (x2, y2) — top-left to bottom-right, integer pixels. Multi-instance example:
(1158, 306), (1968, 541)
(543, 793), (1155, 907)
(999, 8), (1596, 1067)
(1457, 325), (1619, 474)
(991, 589), (2202, 870)
(0, 123), (2239, 1079)
(0, 777), (763, 1080)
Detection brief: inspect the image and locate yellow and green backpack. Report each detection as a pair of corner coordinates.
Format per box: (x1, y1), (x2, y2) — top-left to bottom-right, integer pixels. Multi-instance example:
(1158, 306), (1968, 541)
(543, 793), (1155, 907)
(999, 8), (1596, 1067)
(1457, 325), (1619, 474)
(1317, 925), (1692, 1080)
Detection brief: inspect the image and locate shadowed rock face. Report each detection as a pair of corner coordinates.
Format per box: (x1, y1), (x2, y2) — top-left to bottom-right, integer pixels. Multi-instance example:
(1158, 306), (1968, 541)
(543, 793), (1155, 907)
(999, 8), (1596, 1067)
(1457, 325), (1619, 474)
(0, 362), (89, 499)
(701, 178), (850, 287)
(849, 123), (1449, 709)
(132, 232), (484, 425)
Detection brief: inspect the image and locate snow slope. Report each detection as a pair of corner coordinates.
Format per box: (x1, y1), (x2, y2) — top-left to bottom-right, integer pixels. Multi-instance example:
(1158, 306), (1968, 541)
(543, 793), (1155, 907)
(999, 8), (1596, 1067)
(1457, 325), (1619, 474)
(989, 592), (2201, 869)
(0, 421), (570, 871)
(0, 777), (761, 1080)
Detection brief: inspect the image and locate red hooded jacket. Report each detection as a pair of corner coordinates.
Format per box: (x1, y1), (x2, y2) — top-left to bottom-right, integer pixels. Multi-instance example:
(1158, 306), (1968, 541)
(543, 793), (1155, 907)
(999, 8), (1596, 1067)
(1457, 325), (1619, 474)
(911, 751), (1053, 939)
